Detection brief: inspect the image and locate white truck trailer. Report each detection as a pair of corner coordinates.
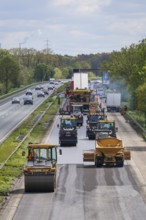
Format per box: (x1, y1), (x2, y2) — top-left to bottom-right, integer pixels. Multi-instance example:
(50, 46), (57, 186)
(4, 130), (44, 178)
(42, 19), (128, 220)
(73, 73), (88, 90)
(106, 92), (121, 112)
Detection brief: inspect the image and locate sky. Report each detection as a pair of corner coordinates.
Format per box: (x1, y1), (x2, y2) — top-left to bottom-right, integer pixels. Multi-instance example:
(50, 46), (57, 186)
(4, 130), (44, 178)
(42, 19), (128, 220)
(0, 0), (146, 56)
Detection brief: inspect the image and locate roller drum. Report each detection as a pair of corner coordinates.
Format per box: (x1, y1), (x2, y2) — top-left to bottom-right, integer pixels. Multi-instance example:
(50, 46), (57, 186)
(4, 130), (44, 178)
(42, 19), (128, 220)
(25, 173), (55, 192)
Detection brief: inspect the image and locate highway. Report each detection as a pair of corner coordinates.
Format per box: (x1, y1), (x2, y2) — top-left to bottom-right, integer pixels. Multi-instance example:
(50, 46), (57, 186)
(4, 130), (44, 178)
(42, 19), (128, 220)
(3, 109), (146, 220)
(0, 84), (56, 142)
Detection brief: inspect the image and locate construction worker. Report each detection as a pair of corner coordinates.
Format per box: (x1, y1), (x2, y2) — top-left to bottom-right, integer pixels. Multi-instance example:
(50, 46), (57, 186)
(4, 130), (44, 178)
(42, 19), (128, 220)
(28, 149), (34, 160)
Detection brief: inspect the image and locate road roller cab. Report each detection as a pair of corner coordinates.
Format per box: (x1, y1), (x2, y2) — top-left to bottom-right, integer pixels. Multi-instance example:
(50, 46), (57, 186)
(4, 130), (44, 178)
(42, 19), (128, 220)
(24, 143), (57, 192)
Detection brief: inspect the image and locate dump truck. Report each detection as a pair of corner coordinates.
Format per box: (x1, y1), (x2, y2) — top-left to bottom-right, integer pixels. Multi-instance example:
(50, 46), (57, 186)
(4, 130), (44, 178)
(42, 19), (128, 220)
(24, 143), (57, 192)
(59, 116), (78, 146)
(83, 137), (131, 167)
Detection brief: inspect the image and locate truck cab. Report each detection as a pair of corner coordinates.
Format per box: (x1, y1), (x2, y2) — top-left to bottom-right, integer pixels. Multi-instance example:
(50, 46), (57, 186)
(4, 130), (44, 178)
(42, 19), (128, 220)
(59, 116), (78, 146)
(70, 104), (84, 126)
(95, 120), (118, 138)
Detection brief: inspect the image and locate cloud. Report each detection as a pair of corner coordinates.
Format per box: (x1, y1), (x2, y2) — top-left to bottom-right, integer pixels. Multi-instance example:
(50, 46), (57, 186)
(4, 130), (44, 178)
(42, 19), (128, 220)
(0, 0), (146, 55)
(53, 0), (112, 14)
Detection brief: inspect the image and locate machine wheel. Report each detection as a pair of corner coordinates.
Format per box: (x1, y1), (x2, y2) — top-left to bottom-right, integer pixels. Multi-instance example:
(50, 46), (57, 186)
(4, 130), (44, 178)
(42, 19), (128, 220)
(72, 141), (77, 146)
(116, 157), (124, 167)
(60, 141), (64, 146)
(95, 156), (104, 167)
(88, 136), (95, 140)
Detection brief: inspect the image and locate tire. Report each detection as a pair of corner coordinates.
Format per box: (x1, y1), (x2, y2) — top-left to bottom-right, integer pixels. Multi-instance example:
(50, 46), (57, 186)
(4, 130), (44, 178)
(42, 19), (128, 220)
(95, 156), (104, 167)
(116, 157), (124, 167)
(60, 141), (64, 146)
(88, 136), (95, 140)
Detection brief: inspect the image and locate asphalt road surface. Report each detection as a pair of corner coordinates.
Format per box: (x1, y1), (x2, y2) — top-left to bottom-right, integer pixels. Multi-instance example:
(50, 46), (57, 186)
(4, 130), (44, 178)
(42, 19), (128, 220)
(1, 110), (145, 220)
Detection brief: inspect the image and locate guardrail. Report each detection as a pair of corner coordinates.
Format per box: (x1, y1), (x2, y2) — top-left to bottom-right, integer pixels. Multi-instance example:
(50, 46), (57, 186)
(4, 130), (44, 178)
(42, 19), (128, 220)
(124, 112), (146, 137)
(0, 81), (49, 101)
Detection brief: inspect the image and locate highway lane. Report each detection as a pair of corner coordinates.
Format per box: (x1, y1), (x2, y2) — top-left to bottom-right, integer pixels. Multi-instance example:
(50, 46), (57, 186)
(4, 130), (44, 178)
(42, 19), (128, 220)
(0, 84), (56, 142)
(10, 111), (146, 220)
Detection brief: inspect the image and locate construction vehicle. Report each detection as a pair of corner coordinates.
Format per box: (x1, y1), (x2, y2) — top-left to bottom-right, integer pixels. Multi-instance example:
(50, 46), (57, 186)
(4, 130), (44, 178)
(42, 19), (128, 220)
(23, 143), (57, 192)
(70, 89), (93, 114)
(95, 119), (118, 138)
(86, 113), (106, 140)
(89, 101), (99, 113)
(83, 137), (131, 167)
(58, 116), (78, 146)
(59, 107), (70, 115)
(70, 104), (84, 126)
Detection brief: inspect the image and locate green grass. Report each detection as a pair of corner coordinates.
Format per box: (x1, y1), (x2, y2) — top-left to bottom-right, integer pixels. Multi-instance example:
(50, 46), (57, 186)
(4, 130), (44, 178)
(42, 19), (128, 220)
(128, 110), (145, 128)
(0, 196), (5, 204)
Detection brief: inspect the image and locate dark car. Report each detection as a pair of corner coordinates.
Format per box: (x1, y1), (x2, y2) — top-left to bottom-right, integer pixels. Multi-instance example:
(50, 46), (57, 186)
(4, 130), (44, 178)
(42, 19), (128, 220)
(35, 85), (41, 90)
(48, 86), (54, 90)
(43, 89), (49, 95)
(23, 95), (33, 105)
(37, 91), (45, 97)
(26, 89), (33, 95)
(12, 97), (20, 104)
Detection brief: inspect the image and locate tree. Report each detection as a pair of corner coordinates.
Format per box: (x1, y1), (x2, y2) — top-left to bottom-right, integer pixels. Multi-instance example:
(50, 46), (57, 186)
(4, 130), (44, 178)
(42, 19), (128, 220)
(136, 83), (146, 128)
(33, 63), (48, 81)
(54, 68), (63, 79)
(136, 83), (146, 111)
(0, 53), (20, 93)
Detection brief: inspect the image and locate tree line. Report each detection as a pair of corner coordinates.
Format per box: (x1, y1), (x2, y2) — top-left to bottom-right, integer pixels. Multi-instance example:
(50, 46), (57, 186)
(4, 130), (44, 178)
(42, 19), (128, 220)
(100, 38), (146, 112)
(0, 48), (109, 94)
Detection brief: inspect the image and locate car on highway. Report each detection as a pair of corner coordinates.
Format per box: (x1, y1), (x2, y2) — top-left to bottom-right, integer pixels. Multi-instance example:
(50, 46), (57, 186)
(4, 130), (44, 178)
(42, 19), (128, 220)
(37, 91), (45, 97)
(43, 89), (49, 95)
(26, 89), (33, 95)
(23, 95), (33, 105)
(48, 85), (54, 90)
(35, 85), (41, 90)
(12, 97), (20, 104)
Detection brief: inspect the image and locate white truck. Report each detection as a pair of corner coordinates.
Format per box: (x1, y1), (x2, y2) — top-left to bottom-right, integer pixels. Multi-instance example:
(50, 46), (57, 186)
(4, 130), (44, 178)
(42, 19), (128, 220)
(73, 73), (88, 90)
(106, 92), (121, 112)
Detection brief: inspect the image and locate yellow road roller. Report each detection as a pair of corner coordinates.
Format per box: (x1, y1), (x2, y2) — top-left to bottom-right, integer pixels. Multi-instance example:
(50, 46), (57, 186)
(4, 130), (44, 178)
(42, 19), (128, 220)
(24, 143), (57, 192)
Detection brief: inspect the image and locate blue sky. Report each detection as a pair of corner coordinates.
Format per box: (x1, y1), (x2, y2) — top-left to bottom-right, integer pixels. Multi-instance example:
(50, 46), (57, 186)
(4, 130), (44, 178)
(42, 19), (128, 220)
(0, 0), (146, 55)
